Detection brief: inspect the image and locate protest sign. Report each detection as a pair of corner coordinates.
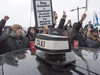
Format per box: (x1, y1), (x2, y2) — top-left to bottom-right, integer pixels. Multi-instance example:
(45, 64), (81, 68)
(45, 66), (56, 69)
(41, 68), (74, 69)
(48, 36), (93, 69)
(33, 0), (53, 27)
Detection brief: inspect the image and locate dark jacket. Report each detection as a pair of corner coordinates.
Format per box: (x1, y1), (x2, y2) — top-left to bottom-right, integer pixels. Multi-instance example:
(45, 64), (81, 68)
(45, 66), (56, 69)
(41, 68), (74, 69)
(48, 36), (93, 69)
(4, 31), (30, 53)
(0, 27), (12, 54)
(0, 33), (9, 54)
(86, 33), (100, 49)
(66, 22), (72, 32)
(0, 19), (6, 36)
(58, 19), (65, 29)
(68, 22), (82, 43)
(78, 32), (87, 47)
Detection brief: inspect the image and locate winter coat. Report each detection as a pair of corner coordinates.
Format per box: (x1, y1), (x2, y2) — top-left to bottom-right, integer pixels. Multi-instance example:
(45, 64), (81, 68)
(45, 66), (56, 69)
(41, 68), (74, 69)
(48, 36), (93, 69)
(4, 31), (30, 53)
(68, 22), (82, 43)
(58, 19), (65, 29)
(68, 28), (78, 43)
(0, 33), (10, 54)
(86, 33), (100, 49)
(78, 32), (87, 47)
(0, 19), (6, 36)
(0, 27), (12, 54)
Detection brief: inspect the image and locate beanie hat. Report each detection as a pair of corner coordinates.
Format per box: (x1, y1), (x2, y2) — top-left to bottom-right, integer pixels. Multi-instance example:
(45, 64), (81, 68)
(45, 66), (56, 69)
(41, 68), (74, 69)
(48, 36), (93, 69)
(12, 24), (22, 32)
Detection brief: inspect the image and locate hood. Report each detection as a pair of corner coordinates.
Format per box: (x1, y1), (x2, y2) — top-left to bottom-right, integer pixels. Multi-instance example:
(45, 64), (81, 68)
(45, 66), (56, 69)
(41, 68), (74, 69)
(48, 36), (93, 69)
(3, 26), (11, 33)
(87, 33), (96, 40)
(27, 27), (35, 34)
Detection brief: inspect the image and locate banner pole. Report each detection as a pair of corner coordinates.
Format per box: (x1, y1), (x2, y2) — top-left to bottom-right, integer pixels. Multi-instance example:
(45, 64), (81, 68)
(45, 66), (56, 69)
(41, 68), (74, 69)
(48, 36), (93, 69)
(84, 0), (88, 14)
(30, 0), (32, 27)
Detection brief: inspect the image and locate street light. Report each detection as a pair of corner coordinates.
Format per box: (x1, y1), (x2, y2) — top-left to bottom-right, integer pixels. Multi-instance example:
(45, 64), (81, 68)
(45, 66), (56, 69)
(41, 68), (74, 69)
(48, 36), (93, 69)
(70, 6), (85, 21)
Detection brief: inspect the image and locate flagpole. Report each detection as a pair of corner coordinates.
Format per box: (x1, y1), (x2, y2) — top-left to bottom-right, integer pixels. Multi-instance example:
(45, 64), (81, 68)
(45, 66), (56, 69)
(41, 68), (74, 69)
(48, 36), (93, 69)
(30, 0), (32, 27)
(84, 7), (87, 14)
(84, 0), (88, 14)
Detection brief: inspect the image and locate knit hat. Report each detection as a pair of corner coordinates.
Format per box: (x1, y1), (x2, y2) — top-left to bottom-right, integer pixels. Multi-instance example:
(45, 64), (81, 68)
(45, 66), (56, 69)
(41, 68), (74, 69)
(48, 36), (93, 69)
(12, 24), (22, 32)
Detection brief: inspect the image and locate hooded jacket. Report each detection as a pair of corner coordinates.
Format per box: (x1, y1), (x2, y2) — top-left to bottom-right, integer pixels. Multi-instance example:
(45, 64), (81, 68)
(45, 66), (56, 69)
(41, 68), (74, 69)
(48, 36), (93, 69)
(68, 22), (82, 43)
(86, 33), (100, 49)
(4, 31), (30, 53)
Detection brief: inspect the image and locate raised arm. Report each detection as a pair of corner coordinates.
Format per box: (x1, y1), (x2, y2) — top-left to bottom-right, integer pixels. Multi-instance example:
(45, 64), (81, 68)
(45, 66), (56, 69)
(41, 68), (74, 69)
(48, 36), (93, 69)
(0, 16), (9, 36)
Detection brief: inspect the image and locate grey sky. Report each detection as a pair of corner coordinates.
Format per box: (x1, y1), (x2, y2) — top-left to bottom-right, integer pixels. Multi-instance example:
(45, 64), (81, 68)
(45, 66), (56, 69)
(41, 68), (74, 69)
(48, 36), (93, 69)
(0, 0), (100, 28)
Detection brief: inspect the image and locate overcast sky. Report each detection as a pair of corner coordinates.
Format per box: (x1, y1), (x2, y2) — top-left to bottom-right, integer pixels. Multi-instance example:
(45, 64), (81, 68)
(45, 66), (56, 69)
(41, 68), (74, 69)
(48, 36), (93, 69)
(0, 0), (100, 28)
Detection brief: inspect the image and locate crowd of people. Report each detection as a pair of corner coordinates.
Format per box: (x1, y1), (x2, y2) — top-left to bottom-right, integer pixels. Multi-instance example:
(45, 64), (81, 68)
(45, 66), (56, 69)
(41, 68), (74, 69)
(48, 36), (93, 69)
(0, 11), (100, 55)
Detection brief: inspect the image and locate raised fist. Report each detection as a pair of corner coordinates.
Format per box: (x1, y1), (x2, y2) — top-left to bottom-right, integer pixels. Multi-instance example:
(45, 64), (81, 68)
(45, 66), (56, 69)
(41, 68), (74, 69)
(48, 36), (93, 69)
(80, 13), (87, 23)
(66, 20), (71, 25)
(62, 11), (67, 19)
(3, 16), (9, 21)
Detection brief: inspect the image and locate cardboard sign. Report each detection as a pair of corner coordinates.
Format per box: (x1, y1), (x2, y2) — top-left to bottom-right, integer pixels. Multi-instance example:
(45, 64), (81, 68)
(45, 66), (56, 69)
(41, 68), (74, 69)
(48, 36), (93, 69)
(33, 0), (53, 27)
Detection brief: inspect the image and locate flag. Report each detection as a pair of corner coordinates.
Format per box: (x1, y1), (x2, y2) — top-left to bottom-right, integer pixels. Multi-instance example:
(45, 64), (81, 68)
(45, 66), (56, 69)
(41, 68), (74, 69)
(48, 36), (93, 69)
(93, 52), (98, 60)
(93, 11), (99, 26)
